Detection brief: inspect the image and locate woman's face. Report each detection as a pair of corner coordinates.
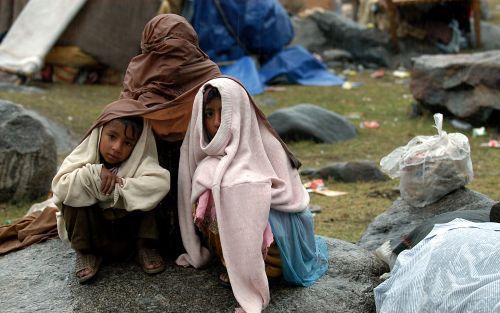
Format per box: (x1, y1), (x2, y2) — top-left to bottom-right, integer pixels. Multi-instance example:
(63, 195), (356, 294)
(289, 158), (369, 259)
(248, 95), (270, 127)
(203, 97), (222, 139)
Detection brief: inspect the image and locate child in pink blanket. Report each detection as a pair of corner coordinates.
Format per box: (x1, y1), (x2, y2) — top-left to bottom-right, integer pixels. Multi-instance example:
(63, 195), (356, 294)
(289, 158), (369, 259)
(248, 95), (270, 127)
(176, 77), (328, 313)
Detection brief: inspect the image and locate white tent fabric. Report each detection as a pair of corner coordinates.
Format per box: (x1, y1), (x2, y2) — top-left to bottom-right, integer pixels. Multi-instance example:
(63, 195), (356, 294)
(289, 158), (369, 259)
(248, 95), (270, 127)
(0, 0), (87, 75)
(374, 218), (500, 313)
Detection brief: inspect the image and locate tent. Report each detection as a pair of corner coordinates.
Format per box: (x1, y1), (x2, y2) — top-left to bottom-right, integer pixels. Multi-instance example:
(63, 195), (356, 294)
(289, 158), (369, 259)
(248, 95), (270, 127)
(0, 0), (343, 93)
(0, 0), (164, 76)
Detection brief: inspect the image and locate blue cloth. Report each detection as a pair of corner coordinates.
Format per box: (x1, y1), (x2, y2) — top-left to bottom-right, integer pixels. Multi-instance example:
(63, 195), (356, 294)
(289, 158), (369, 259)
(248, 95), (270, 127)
(269, 208), (329, 286)
(191, 0), (293, 63)
(259, 46), (344, 86)
(220, 56), (264, 95)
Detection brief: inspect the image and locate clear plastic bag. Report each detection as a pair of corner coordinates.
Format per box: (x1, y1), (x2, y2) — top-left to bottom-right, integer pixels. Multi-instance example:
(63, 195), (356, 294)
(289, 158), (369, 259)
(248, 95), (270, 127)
(380, 113), (473, 207)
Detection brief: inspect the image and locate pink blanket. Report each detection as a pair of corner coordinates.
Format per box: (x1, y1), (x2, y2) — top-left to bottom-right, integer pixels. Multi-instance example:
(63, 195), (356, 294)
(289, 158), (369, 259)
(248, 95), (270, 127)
(176, 77), (309, 313)
(195, 190), (274, 256)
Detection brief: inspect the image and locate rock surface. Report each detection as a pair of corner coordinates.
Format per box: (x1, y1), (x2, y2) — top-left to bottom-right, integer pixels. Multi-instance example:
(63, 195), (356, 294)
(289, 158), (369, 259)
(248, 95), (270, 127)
(358, 187), (495, 251)
(268, 104), (357, 144)
(475, 22), (500, 51)
(0, 82), (45, 94)
(291, 11), (441, 69)
(23, 107), (77, 155)
(301, 160), (388, 183)
(0, 237), (388, 313)
(410, 50), (500, 124)
(0, 100), (57, 202)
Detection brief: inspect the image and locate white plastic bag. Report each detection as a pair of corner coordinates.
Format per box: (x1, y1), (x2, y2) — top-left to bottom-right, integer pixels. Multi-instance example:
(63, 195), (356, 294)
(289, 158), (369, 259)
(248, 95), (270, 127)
(380, 113), (473, 207)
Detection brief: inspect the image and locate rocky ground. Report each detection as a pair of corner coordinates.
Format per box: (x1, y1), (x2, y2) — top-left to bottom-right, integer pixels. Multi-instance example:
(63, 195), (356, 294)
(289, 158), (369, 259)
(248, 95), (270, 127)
(0, 237), (388, 313)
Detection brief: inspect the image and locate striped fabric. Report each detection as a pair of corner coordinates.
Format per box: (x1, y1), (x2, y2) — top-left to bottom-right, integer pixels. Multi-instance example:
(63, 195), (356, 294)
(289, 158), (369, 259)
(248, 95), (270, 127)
(375, 219), (500, 313)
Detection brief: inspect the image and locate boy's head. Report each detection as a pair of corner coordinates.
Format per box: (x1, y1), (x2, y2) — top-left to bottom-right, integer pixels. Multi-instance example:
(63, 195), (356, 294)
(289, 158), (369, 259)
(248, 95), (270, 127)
(202, 86), (222, 141)
(99, 117), (144, 166)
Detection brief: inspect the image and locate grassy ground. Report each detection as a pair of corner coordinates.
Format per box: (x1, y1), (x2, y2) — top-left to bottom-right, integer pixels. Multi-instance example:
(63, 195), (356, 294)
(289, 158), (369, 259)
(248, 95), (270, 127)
(2, 3), (500, 242)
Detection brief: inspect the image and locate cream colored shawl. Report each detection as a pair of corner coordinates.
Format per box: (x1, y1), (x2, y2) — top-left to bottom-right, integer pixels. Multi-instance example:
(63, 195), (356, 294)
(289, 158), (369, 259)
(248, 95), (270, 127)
(176, 77), (309, 313)
(52, 120), (170, 212)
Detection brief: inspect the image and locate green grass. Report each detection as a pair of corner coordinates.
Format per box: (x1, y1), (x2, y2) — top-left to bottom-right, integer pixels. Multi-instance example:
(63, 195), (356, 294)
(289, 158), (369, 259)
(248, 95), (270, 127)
(3, 71), (499, 242)
(0, 198), (43, 226)
(2, 2), (500, 240)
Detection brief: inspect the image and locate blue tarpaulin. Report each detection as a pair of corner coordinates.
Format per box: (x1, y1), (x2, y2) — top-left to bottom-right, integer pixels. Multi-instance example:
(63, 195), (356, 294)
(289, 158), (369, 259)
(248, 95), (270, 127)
(192, 0), (293, 62)
(259, 46), (344, 86)
(220, 56), (264, 95)
(190, 0), (344, 94)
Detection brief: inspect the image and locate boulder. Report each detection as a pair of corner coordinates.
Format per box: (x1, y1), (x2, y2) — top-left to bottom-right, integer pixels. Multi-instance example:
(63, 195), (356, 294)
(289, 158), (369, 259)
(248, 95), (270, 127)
(410, 50), (500, 124)
(291, 11), (450, 69)
(320, 49), (353, 68)
(0, 100), (57, 202)
(301, 160), (388, 183)
(0, 81), (45, 94)
(290, 14), (330, 53)
(268, 104), (357, 143)
(23, 108), (77, 155)
(357, 187), (494, 251)
(291, 11), (394, 68)
(0, 237), (388, 313)
(478, 22), (500, 51)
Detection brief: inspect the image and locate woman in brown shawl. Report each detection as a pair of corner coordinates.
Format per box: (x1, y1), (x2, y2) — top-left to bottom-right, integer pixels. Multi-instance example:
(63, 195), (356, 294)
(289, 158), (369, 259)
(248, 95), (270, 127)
(86, 14), (221, 267)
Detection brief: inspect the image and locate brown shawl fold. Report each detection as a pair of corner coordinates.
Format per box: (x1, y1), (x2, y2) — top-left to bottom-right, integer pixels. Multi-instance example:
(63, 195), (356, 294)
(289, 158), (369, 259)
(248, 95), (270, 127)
(0, 207), (58, 255)
(85, 14), (221, 141)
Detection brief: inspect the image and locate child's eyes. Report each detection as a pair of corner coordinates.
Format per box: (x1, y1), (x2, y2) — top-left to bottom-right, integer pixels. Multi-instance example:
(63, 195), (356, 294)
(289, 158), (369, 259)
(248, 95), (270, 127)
(125, 141), (135, 147)
(204, 111), (214, 118)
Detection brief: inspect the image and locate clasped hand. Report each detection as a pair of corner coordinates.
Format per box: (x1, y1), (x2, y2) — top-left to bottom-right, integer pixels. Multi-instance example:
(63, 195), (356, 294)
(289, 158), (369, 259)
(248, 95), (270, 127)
(100, 167), (123, 195)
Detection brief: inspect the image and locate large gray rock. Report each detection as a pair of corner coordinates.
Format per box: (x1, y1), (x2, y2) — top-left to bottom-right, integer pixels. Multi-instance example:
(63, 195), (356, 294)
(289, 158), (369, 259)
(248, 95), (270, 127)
(478, 22), (500, 51)
(268, 104), (357, 144)
(410, 50), (500, 124)
(358, 187), (494, 251)
(0, 100), (57, 202)
(290, 15), (330, 53)
(291, 11), (449, 69)
(0, 82), (45, 94)
(0, 237), (388, 313)
(301, 160), (388, 183)
(23, 108), (77, 155)
(291, 11), (394, 68)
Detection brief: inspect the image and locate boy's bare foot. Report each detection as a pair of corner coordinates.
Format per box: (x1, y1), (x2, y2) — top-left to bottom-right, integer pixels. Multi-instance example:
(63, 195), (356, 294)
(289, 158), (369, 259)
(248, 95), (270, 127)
(75, 252), (102, 284)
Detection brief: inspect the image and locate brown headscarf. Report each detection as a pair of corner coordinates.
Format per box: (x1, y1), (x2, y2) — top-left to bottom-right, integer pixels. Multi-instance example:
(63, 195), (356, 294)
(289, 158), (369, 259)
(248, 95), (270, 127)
(85, 14), (300, 168)
(86, 14), (221, 141)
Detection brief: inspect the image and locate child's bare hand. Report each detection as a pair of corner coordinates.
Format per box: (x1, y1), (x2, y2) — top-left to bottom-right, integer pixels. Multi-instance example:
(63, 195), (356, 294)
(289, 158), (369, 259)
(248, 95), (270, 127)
(100, 167), (121, 195)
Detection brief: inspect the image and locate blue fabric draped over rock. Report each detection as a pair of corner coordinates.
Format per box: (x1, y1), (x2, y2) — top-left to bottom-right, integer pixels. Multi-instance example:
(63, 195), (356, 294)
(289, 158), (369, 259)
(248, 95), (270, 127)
(269, 208), (329, 286)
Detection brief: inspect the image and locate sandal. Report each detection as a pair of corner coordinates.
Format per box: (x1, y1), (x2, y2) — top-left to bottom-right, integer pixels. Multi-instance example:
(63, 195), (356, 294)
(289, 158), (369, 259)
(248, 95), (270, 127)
(219, 272), (231, 288)
(136, 247), (165, 275)
(75, 252), (102, 284)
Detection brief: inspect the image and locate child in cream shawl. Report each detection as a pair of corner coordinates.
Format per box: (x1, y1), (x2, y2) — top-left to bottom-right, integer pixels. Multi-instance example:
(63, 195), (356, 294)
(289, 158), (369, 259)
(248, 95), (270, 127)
(52, 115), (170, 283)
(177, 77), (328, 313)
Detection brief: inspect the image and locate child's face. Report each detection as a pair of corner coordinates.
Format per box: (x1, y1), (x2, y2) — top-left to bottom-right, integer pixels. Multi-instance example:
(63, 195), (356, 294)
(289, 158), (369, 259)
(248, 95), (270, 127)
(99, 120), (139, 166)
(203, 97), (222, 139)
